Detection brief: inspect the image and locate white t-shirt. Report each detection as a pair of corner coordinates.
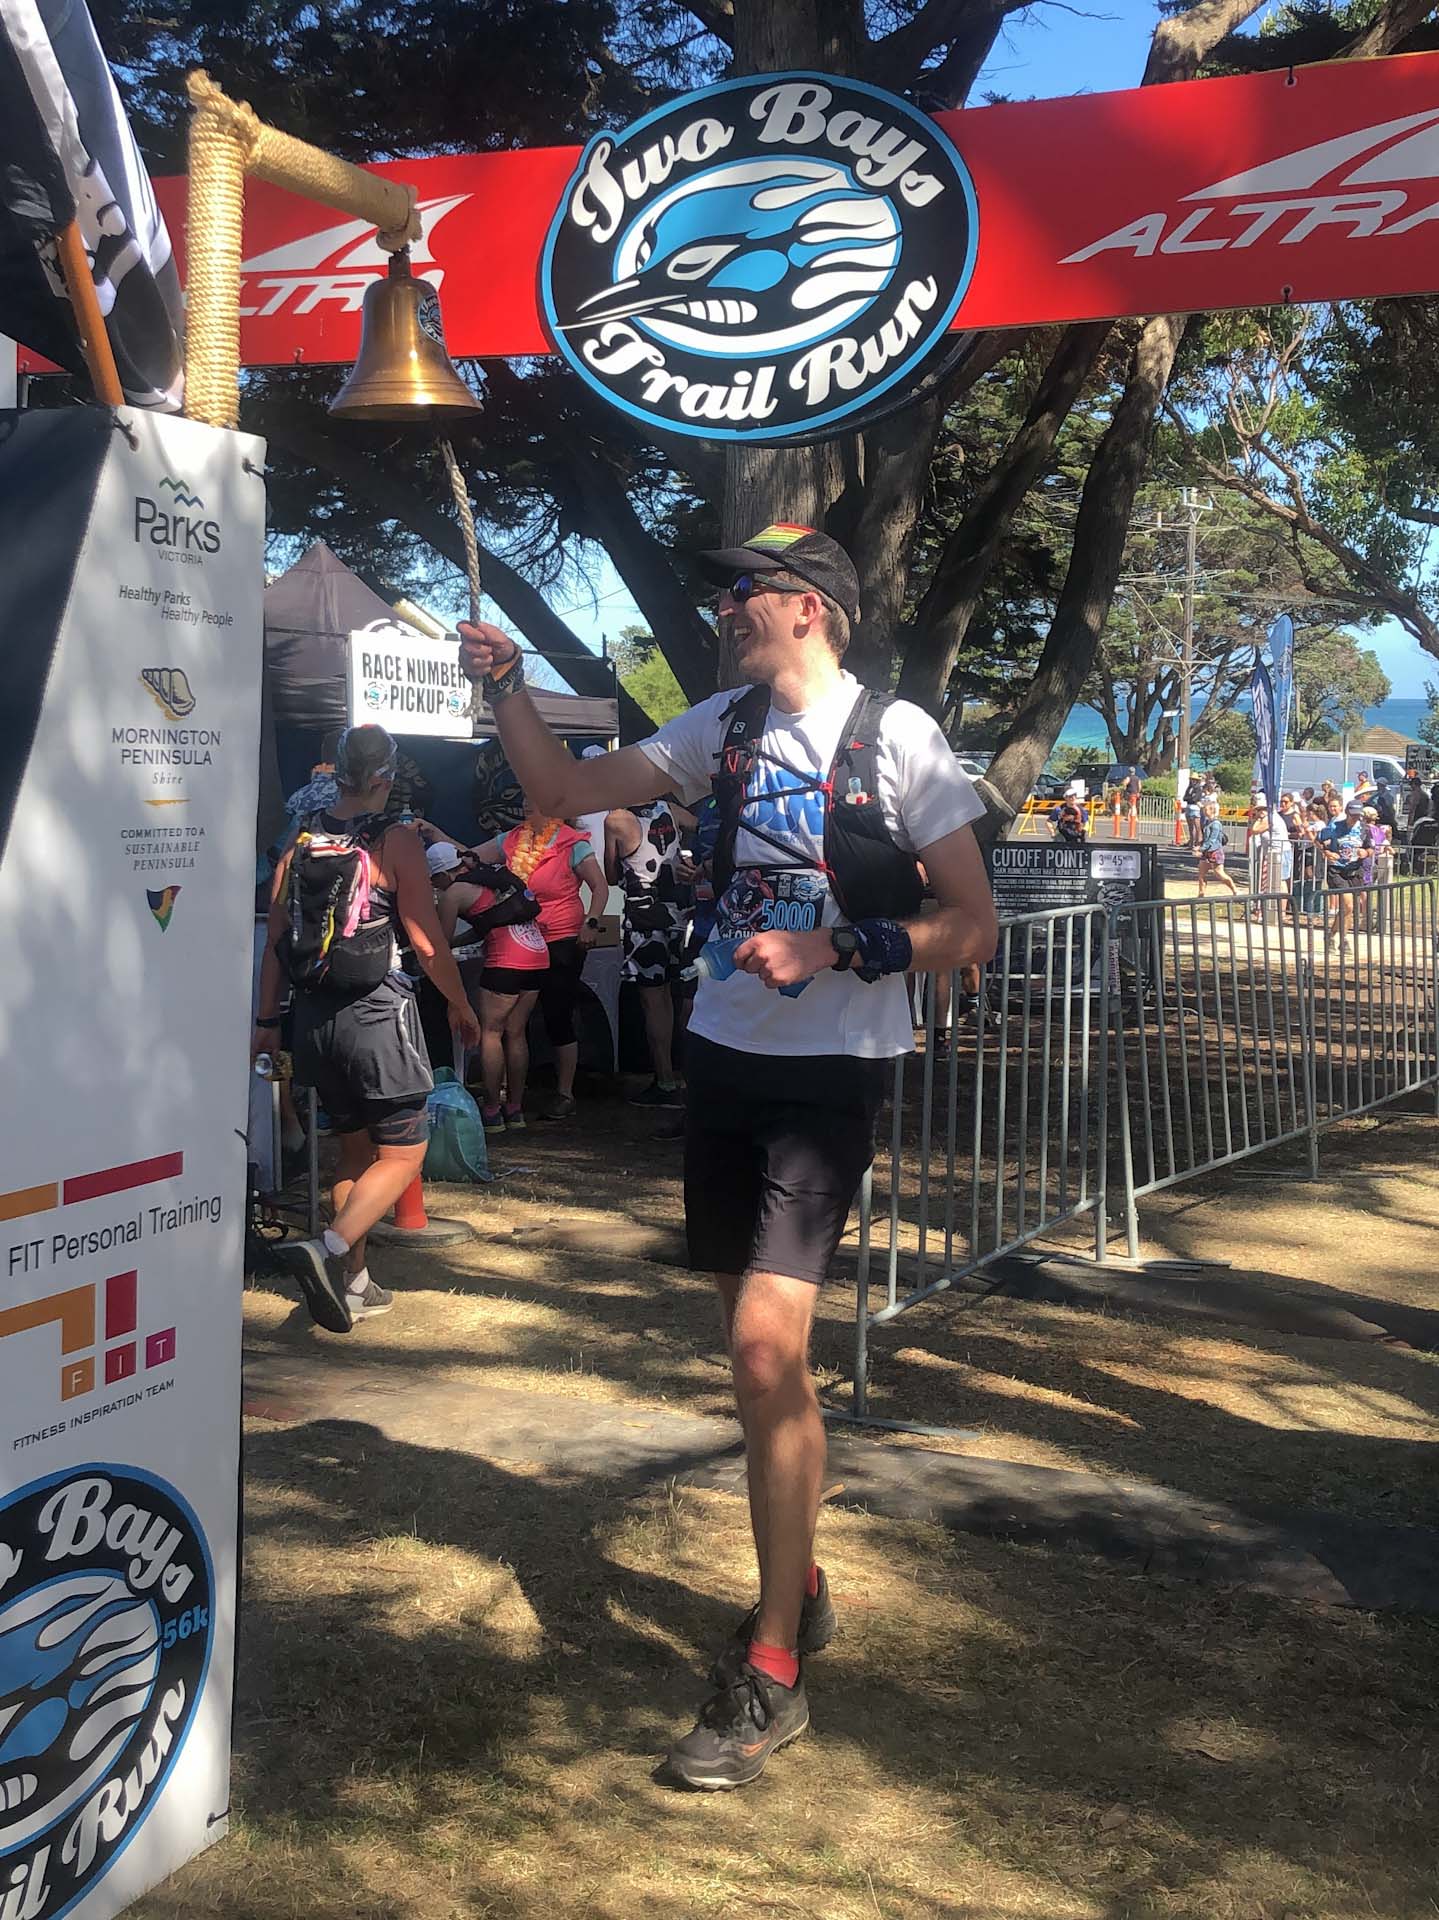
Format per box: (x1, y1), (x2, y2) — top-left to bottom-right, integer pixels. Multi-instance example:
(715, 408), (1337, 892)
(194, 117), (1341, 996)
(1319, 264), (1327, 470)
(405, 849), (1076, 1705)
(638, 673), (984, 1058)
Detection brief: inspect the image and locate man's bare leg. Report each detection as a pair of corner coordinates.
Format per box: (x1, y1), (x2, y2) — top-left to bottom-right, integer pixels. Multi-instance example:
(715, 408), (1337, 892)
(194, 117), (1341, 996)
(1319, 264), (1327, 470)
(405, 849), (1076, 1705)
(724, 1269), (823, 1654)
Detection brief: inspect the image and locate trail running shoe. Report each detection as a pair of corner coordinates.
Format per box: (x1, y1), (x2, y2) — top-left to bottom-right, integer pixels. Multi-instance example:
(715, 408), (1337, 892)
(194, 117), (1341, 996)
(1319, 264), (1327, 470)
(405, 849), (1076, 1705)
(346, 1278), (394, 1321)
(628, 1081), (684, 1108)
(273, 1237), (353, 1334)
(666, 1662), (809, 1791)
(722, 1568), (838, 1673)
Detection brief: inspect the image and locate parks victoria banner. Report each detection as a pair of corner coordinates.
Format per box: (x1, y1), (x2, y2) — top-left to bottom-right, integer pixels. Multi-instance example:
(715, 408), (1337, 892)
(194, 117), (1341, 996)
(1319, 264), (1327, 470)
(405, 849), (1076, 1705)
(0, 408), (265, 1920)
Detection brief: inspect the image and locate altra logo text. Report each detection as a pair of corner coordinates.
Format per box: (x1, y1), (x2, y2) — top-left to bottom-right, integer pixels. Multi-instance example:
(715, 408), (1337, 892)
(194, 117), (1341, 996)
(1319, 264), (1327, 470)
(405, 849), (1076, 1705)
(239, 194), (470, 319)
(1061, 107), (1439, 262)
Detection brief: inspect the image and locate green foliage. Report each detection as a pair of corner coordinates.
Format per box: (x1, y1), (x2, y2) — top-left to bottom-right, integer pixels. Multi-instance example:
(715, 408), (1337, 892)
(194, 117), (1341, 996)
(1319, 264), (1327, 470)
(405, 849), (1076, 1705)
(614, 628), (687, 724)
(1214, 760), (1256, 800)
(1420, 683), (1439, 754)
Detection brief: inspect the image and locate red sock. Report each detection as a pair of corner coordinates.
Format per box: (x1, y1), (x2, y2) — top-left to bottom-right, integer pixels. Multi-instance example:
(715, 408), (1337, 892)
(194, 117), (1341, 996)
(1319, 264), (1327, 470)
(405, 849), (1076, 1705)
(805, 1562), (820, 1599)
(748, 1640), (799, 1690)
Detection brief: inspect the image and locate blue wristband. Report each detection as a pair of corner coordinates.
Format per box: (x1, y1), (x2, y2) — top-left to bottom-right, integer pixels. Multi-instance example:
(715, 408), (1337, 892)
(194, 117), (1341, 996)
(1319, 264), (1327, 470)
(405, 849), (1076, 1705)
(851, 918), (913, 979)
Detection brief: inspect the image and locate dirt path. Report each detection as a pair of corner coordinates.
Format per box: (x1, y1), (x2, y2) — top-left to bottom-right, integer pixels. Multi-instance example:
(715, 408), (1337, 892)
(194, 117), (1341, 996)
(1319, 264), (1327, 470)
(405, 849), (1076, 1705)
(140, 1090), (1439, 1919)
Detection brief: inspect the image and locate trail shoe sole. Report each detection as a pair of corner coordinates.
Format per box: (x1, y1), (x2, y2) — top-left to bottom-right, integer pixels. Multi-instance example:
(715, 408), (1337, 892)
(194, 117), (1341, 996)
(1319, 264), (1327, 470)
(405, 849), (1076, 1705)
(666, 1663), (809, 1791)
(274, 1238), (353, 1334)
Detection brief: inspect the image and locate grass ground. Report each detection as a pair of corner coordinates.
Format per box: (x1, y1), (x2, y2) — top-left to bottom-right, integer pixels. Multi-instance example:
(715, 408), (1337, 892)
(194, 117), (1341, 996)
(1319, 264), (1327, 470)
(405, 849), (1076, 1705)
(138, 1093), (1439, 1919)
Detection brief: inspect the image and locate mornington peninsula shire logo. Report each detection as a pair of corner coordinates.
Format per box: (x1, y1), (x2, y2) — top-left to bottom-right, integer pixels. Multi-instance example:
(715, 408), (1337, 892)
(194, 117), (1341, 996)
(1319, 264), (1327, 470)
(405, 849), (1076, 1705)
(0, 1466), (214, 1920)
(541, 73), (977, 443)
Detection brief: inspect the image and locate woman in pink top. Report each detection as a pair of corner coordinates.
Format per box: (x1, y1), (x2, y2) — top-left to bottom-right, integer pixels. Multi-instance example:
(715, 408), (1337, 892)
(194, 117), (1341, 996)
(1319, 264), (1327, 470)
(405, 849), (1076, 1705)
(475, 804), (607, 1120)
(430, 843), (548, 1133)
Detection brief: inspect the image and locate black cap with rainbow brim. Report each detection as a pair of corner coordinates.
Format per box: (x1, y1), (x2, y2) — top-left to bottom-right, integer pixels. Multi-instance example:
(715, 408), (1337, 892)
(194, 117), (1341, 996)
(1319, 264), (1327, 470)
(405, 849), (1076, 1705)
(698, 523), (861, 623)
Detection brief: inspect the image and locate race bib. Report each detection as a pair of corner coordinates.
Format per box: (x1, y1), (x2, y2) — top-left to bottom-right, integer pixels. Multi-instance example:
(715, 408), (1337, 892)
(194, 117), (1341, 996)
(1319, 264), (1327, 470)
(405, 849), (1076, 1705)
(716, 867), (828, 940)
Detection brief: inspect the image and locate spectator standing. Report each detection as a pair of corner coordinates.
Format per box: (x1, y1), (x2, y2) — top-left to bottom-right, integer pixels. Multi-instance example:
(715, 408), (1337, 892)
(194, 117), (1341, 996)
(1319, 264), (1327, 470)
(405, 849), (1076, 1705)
(1182, 774), (1204, 850)
(1123, 768), (1141, 840)
(432, 843), (549, 1131)
(1053, 792), (1087, 846)
(501, 806), (608, 1120)
(607, 797), (695, 1108)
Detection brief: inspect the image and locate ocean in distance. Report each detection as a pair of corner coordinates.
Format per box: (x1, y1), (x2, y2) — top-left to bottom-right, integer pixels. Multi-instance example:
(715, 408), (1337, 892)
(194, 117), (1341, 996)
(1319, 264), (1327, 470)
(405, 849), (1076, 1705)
(1056, 696), (1432, 751)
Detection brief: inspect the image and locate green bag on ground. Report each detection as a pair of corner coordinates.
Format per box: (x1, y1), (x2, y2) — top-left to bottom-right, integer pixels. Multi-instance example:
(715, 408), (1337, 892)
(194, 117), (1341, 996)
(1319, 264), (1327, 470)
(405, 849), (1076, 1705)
(423, 1068), (491, 1183)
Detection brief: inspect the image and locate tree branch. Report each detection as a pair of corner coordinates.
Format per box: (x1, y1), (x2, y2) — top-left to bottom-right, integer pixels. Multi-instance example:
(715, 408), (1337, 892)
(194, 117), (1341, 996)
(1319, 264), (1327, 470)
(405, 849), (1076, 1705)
(678, 0), (734, 50)
(1344, 0), (1436, 58)
(1165, 402), (1439, 658)
(1142, 0), (1270, 82)
(984, 314), (1189, 813)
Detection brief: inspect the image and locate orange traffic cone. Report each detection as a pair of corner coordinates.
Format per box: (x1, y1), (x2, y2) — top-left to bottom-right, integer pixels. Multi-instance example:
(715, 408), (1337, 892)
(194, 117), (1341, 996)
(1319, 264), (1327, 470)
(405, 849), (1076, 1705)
(367, 1171), (471, 1245)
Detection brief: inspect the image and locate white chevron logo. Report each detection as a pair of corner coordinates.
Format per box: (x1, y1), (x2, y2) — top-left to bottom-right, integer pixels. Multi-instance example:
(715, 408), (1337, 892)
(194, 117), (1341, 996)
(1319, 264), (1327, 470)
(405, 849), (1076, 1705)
(240, 194), (469, 320)
(1061, 107), (1439, 266)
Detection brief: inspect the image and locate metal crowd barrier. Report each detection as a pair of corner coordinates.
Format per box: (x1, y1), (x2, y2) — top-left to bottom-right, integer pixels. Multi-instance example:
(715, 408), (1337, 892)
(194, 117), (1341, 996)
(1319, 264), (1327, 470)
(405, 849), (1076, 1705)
(846, 876), (1439, 1430)
(848, 905), (1110, 1428)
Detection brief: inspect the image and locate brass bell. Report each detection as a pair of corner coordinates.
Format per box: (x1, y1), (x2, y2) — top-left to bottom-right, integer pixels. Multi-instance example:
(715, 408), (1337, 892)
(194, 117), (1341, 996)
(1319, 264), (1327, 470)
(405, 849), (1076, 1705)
(329, 250), (479, 419)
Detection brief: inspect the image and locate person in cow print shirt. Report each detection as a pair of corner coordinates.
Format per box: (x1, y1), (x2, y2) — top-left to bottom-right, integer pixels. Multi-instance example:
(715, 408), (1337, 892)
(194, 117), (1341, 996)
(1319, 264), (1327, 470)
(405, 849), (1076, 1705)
(605, 795), (696, 1106)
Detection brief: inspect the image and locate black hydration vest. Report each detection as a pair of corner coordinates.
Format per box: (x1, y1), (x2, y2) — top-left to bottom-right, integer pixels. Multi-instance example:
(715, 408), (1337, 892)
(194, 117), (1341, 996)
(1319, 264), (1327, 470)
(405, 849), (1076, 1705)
(710, 684), (924, 924)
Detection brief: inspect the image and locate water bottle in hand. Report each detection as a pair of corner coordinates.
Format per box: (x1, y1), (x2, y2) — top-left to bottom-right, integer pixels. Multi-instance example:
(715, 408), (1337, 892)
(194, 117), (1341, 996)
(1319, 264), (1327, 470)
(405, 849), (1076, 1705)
(693, 938), (811, 997)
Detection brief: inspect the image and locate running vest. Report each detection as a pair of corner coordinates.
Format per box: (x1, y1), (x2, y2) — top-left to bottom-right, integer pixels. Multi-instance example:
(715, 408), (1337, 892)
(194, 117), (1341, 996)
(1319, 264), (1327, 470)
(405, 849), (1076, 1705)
(711, 685), (924, 924)
(279, 811), (398, 993)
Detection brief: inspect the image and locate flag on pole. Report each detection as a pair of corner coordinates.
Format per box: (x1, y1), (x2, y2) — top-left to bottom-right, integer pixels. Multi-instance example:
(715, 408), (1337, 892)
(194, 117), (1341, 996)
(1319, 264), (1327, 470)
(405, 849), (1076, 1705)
(1267, 613), (1294, 800)
(1249, 658), (1277, 807)
(0, 0), (182, 405)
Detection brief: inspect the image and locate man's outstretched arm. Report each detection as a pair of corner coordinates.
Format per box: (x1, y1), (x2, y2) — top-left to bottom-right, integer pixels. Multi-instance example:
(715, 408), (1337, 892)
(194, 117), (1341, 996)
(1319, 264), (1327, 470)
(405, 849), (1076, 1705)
(459, 621), (673, 818)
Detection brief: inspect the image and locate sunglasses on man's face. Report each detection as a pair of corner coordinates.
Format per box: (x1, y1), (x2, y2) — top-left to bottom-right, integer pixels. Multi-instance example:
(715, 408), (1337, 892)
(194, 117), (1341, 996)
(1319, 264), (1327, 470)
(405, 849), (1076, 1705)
(724, 573), (806, 605)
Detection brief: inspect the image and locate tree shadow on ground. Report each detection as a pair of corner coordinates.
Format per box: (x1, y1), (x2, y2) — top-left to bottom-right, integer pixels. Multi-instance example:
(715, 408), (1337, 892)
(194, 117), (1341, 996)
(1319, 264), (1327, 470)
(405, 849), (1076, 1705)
(137, 1414), (1438, 1920)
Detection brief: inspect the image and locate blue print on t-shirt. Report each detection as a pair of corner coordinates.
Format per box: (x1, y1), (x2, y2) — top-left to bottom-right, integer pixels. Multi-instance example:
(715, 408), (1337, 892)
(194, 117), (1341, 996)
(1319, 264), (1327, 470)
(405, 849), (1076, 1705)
(745, 759), (826, 846)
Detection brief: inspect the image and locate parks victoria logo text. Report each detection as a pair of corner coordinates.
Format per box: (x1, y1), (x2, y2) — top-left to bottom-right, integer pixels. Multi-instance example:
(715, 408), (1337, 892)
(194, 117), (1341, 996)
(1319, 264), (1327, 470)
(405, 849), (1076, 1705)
(133, 475), (220, 563)
(541, 73), (977, 443)
(0, 1466), (214, 1920)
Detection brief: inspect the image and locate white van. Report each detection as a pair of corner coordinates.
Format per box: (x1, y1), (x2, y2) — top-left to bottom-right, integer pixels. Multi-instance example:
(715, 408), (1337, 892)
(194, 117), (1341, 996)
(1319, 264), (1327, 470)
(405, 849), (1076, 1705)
(1281, 748), (1409, 792)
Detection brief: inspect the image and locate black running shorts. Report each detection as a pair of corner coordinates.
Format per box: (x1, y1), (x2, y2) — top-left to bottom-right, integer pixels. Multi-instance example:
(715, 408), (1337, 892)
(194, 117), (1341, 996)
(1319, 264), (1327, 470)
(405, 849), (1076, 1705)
(292, 978), (432, 1146)
(683, 1033), (887, 1286)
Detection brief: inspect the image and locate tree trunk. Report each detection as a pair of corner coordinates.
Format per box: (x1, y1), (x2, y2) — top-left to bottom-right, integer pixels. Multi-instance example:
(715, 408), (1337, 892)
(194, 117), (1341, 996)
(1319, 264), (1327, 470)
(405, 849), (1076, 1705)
(897, 320), (1111, 713)
(984, 315), (1187, 816)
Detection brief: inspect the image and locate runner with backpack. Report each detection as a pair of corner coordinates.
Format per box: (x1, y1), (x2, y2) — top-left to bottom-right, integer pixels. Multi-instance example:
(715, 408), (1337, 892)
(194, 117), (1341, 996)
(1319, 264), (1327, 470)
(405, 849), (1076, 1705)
(457, 524), (997, 1789)
(252, 724), (482, 1332)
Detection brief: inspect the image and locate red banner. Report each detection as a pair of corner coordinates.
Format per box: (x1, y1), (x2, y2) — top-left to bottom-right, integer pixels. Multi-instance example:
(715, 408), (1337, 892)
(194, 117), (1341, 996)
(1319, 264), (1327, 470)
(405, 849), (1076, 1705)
(19, 50), (1439, 374)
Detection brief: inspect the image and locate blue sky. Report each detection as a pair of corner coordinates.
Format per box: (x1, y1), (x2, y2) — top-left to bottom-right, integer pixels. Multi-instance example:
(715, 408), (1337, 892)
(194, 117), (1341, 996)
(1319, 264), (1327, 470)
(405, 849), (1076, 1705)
(512, 2), (1435, 701)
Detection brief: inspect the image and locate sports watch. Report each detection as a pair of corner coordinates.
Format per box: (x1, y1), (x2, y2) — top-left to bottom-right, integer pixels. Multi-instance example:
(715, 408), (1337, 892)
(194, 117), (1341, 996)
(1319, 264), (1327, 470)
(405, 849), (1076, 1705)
(829, 927), (861, 971)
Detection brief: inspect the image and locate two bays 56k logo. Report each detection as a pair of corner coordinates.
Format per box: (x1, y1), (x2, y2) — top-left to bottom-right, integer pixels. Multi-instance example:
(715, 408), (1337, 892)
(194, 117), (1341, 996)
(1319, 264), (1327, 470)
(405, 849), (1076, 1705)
(0, 1467), (213, 1920)
(541, 74), (977, 443)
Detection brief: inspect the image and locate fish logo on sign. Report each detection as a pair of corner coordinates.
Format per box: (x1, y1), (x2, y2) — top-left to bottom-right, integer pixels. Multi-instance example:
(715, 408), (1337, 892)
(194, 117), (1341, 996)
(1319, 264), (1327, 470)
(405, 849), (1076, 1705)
(541, 73), (978, 443)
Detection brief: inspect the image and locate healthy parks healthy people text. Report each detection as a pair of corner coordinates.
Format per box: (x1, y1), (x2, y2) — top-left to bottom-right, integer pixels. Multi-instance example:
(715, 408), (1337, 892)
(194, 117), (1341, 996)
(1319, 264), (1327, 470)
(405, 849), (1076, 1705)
(459, 526), (998, 1789)
(254, 724), (482, 1331)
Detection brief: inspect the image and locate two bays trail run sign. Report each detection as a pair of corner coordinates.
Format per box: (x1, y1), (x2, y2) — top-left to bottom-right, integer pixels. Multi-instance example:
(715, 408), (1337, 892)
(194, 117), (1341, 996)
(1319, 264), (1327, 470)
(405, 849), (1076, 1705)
(25, 52), (1437, 445)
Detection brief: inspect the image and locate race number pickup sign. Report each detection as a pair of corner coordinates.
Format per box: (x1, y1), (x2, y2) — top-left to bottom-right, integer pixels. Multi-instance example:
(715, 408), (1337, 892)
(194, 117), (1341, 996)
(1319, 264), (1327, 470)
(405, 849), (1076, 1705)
(346, 627), (472, 738)
(0, 406), (265, 1920)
